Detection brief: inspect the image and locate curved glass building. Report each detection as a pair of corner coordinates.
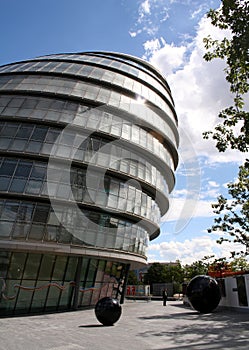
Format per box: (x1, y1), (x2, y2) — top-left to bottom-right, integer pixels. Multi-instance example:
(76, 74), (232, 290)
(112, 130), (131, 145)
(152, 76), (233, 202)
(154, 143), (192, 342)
(0, 51), (179, 315)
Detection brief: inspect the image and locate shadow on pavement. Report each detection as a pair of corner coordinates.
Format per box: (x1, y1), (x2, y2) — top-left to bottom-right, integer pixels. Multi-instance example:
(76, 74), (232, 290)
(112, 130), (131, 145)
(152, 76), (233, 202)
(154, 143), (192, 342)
(137, 303), (249, 350)
(78, 324), (104, 328)
(153, 339), (249, 350)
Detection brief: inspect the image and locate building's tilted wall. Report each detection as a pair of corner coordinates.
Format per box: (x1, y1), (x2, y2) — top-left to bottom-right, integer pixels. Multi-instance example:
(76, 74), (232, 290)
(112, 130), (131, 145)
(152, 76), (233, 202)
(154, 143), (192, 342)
(0, 51), (178, 315)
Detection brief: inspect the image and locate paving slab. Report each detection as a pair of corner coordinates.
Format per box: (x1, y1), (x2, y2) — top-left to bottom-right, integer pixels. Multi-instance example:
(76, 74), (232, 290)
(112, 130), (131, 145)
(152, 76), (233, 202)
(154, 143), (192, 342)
(0, 300), (249, 350)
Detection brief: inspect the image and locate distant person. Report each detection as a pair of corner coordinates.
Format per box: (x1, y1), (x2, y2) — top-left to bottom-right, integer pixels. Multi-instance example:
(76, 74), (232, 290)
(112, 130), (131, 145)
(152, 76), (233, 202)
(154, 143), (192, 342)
(162, 288), (168, 306)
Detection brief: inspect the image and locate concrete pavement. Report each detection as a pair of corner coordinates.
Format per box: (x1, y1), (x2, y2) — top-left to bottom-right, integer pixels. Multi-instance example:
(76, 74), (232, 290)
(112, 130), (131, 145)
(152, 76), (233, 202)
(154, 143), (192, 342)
(0, 300), (249, 350)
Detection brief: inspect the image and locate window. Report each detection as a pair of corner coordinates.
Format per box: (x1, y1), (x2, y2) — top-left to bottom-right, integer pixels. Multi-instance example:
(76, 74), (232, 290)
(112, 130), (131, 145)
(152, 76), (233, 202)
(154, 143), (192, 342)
(2, 124), (18, 137)
(25, 179), (43, 195)
(1, 202), (19, 221)
(17, 203), (34, 222)
(30, 164), (46, 179)
(0, 176), (11, 190)
(33, 205), (50, 223)
(8, 98), (23, 108)
(16, 125), (33, 138)
(15, 162), (32, 177)
(26, 141), (42, 153)
(0, 159), (17, 175)
(46, 129), (60, 143)
(10, 139), (27, 151)
(31, 127), (47, 141)
(10, 178), (27, 193)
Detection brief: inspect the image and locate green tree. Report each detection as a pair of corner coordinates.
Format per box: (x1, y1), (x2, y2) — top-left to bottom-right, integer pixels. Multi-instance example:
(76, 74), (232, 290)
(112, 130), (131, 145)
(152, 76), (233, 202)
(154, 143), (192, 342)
(208, 163), (249, 257)
(165, 260), (185, 294)
(165, 260), (184, 284)
(143, 261), (184, 286)
(127, 270), (140, 285)
(207, 257), (230, 277)
(203, 0), (249, 257)
(203, 0), (249, 152)
(230, 256), (249, 271)
(184, 259), (209, 280)
(143, 263), (167, 285)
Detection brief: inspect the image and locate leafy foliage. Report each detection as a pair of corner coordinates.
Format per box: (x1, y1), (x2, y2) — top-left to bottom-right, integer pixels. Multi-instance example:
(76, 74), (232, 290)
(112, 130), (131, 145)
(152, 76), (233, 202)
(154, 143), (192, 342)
(208, 162), (249, 257)
(184, 255), (249, 280)
(229, 256), (249, 271)
(143, 261), (184, 285)
(184, 259), (209, 280)
(143, 262), (166, 285)
(141, 255), (249, 288)
(203, 1), (249, 257)
(203, 0), (249, 152)
(127, 270), (140, 285)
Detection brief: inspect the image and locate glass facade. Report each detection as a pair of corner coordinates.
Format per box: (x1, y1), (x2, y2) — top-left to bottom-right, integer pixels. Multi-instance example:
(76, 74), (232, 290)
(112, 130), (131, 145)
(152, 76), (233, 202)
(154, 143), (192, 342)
(0, 51), (178, 316)
(0, 74), (178, 149)
(0, 60), (176, 125)
(0, 251), (127, 316)
(0, 199), (150, 253)
(0, 158), (161, 223)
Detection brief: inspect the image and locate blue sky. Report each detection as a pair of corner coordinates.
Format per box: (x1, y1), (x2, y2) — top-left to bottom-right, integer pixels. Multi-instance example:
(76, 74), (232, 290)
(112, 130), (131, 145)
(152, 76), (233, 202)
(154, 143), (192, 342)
(0, 0), (246, 264)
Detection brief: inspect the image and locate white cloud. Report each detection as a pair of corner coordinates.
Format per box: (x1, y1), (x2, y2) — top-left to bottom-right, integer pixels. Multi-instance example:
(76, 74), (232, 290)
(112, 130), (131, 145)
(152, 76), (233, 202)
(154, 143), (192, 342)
(148, 235), (245, 265)
(161, 197), (214, 226)
(190, 3), (209, 19)
(129, 31), (138, 38)
(146, 15), (245, 165)
(148, 236), (217, 264)
(208, 181), (219, 188)
(143, 40), (187, 75)
(129, 0), (170, 38)
(199, 179), (223, 200)
(140, 0), (151, 16)
(143, 38), (161, 56)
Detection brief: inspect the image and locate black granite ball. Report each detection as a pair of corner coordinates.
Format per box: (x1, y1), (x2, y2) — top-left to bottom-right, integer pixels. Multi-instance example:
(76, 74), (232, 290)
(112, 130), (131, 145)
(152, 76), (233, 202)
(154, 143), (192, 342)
(186, 275), (221, 313)
(95, 297), (122, 326)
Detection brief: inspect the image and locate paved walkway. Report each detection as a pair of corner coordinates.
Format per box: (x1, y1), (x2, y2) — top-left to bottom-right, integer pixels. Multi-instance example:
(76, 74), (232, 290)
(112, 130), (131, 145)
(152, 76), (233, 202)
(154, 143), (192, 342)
(0, 300), (249, 350)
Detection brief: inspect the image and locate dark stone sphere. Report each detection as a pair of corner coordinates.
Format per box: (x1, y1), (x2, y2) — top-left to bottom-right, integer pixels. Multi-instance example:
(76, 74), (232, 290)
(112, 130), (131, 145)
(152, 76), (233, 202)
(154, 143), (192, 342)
(186, 275), (221, 313)
(95, 297), (122, 326)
